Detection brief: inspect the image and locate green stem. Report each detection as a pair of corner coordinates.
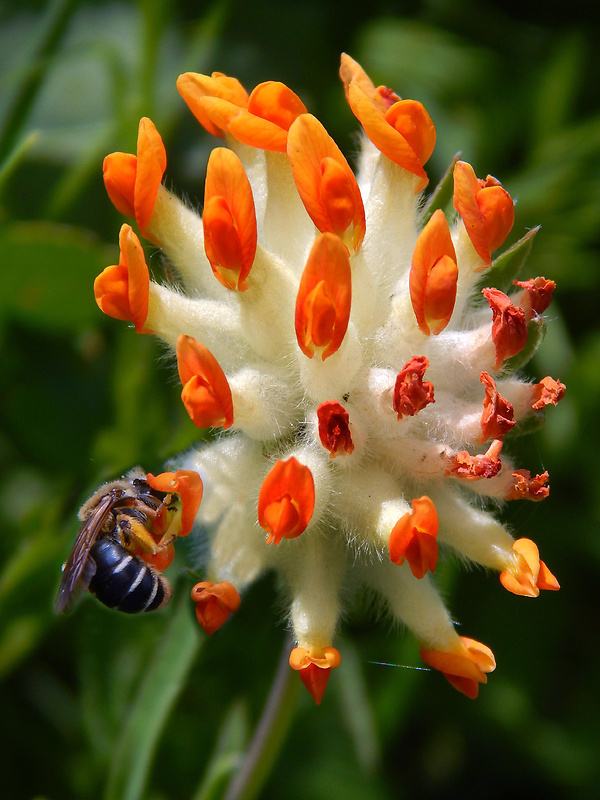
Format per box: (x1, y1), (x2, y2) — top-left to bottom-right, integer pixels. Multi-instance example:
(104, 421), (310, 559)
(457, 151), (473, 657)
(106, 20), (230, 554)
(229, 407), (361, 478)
(223, 634), (300, 800)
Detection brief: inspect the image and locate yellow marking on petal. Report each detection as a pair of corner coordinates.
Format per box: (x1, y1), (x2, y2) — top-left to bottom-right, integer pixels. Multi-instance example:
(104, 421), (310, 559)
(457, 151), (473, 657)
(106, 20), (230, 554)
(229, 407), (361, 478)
(410, 209), (458, 335)
(287, 114), (365, 252)
(203, 147), (257, 291)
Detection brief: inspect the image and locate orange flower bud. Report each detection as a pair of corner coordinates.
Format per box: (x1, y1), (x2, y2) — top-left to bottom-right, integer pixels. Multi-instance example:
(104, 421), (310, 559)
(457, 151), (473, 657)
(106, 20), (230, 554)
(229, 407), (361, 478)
(289, 645), (341, 705)
(393, 356), (435, 419)
(453, 161), (514, 266)
(94, 224), (150, 333)
(499, 538), (559, 597)
(480, 372), (515, 442)
(420, 636), (496, 699)
(482, 288), (528, 369)
(410, 210), (458, 335)
(295, 233), (351, 360)
(176, 335), (234, 430)
(317, 401), (354, 457)
(389, 496), (439, 579)
(191, 581), (241, 634)
(258, 457), (315, 545)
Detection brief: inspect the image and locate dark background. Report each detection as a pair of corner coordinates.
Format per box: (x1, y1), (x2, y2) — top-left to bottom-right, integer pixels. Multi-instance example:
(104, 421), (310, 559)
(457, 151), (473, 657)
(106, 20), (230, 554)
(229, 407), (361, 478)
(1, 1), (598, 798)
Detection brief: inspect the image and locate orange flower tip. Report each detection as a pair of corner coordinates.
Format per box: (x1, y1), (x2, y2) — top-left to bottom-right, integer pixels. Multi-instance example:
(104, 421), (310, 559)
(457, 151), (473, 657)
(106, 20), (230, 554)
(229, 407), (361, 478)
(508, 469), (550, 501)
(176, 335), (234, 429)
(146, 469), (203, 537)
(191, 581), (241, 635)
(420, 636), (495, 698)
(258, 457), (315, 544)
(287, 114), (365, 252)
(95, 224), (150, 333)
(389, 496), (439, 578)
(289, 646), (341, 705)
(393, 356), (434, 419)
(176, 71), (249, 138)
(479, 372), (515, 442)
(531, 376), (566, 410)
(453, 160), (514, 265)
(410, 210), (458, 336)
(133, 117), (167, 233)
(499, 538), (560, 596)
(446, 439), (503, 481)
(203, 148), (257, 291)
(513, 277), (556, 317)
(339, 54), (434, 191)
(482, 287), (528, 368)
(317, 401), (354, 457)
(103, 152), (137, 218)
(295, 233), (352, 360)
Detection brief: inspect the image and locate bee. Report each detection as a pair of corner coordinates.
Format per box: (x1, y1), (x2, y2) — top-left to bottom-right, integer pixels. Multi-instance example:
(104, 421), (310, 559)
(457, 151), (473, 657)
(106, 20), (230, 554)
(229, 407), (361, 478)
(56, 468), (181, 615)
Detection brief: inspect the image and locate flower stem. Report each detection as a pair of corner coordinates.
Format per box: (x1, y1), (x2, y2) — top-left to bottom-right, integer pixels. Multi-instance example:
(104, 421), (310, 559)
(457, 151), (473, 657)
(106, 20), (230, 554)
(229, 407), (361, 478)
(223, 634), (300, 800)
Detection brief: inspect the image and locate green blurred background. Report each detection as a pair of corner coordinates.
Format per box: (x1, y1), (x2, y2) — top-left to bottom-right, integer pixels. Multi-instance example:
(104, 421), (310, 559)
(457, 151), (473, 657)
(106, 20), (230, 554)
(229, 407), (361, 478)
(1, 0), (599, 798)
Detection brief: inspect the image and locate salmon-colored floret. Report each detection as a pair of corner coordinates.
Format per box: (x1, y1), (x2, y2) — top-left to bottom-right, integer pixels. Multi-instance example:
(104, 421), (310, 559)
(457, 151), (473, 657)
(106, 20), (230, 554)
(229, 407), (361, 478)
(295, 233), (352, 360)
(410, 210), (458, 336)
(289, 646), (341, 705)
(480, 372), (515, 442)
(317, 401), (354, 457)
(389, 496), (439, 579)
(258, 457), (315, 545)
(531, 376), (566, 410)
(339, 53), (435, 192)
(146, 469), (204, 537)
(513, 277), (556, 317)
(176, 335), (234, 430)
(191, 581), (241, 635)
(393, 356), (435, 419)
(420, 636), (496, 699)
(508, 470), (550, 501)
(287, 114), (365, 252)
(103, 152), (137, 219)
(446, 439), (503, 481)
(203, 147), (257, 291)
(499, 538), (560, 597)
(94, 224), (150, 333)
(453, 161), (514, 266)
(482, 288), (528, 369)
(176, 71), (249, 138)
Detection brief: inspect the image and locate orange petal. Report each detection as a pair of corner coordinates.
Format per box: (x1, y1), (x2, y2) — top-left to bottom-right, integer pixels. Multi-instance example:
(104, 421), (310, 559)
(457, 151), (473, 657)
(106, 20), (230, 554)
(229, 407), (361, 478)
(103, 151), (137, 218)
(531, 376), (566, 410)
(480, 372), (515, 442)
(499, 538), (559, 596)
(287, 114), (365, 252)
(482, 288), (528, 369)
(94, 224), (150, 333)
(445, 439), (503, 481)
(393, 355), (435, 419)
(513, 277), (556, 317)
(410, 210), (458, 335)
(134, 117), (167, 234)
(176, 335), (234, 429)
(191, 581), (241, 634)
(317, 400), (354, 457)
(340, 54), (434, 192)
(420, 636), (495, 699)
(203, 147), (257, 290)
(146, 469), (204, 537)
(295, 232), (352, 360)
(508, 470), (550, 501)
(247, 81), (307, 132)
(258, 457), (315, 545)
(177, 71), (249, 137)
(453, 161), (514, 266)
(289, 645), (341, 705)
(389, 496), (439, 579)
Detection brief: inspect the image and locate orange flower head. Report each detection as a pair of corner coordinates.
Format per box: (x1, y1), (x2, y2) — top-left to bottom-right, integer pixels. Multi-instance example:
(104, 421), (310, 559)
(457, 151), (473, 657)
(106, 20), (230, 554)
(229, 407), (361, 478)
(191, 581), (241, 635)
(176, 335), (234, 430)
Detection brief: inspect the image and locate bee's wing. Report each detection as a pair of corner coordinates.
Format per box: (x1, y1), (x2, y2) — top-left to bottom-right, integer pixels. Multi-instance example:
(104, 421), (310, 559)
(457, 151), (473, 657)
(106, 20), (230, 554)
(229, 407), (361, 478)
(55, 492), (117, 613)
